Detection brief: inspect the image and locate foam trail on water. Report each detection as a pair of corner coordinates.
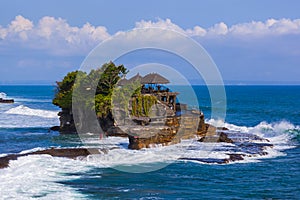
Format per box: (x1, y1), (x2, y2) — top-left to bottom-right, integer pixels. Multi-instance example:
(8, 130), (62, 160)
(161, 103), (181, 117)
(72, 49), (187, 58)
(0, 155), (90, 199)
(5, 105), (58, 118)
(13, 97), (52, 103)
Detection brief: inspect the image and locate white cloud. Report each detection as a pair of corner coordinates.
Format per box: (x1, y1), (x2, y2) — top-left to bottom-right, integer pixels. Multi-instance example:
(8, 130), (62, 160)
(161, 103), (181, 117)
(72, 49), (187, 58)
(0, 15), (110, 55)
(208, 22), (228, 35)
(132, 18), (300, 37)
(9, 15), (33, 32)
(6, 15), (33, 41)
(229, 18), (300, 36)
(0, 16), (300, 55)
(135, 18), (186, 34)
(0, 26), (7, 39)
(186, 26), (207, 36)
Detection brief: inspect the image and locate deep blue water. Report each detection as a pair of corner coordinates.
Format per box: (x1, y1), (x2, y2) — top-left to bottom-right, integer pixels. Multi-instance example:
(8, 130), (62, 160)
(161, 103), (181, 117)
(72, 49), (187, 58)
(0, 85), (299, 199)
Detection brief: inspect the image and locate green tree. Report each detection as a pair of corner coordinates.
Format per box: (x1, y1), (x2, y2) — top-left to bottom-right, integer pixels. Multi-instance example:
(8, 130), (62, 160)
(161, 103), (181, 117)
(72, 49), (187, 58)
(53, 62), (128, 119)
(53, 71), (87, 109)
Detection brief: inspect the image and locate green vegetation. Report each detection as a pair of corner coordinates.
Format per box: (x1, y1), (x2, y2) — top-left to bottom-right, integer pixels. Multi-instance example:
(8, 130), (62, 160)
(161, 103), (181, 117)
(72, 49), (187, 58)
(131, 94), (157, 117)
(53, 62), (127, 118)
(53, 61), (158, 121)
(53, 71), (86, 109)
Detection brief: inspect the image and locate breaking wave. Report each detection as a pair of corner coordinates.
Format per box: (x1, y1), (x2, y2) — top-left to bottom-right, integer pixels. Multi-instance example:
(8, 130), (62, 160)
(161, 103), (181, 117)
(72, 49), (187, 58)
(5, 105), (58, 119)
(0, 155), (90, 199)
(0, 120), (298, 196)
(207, 119), (300, 141)
(0, 105), (59, 128)
(0, 92), (7, 99)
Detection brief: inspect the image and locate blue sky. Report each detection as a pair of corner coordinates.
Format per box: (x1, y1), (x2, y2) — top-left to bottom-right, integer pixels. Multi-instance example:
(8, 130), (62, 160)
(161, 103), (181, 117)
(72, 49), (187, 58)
(0, 0), (300, 84)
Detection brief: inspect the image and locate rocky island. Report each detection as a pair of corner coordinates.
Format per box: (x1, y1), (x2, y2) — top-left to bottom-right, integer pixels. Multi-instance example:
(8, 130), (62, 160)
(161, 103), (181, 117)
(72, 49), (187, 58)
(0, 62), (275, 169)
(52, 62), (230, 149)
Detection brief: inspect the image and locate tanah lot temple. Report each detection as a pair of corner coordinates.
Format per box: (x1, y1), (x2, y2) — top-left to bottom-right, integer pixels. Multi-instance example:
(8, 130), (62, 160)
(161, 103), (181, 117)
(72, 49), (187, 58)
(112, 72), (214, 149)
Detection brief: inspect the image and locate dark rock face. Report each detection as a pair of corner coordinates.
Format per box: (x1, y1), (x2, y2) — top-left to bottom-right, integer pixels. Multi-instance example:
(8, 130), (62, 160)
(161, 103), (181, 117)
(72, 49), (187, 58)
(49, 126), (60, 131)
(56, 108), (117, 135)
(58, 109), (76, 133)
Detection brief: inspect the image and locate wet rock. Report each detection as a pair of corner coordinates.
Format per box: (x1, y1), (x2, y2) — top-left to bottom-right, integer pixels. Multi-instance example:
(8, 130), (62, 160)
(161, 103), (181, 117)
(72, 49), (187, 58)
(180, 153), (245, 164)
(0, 98), (14, 103)
(236, 142), (273, 155)
(0, 148), (104, 169)
(198, 132), (233, 143)
(225, 154), (245, 163)
(217, 127), (229, 131)
(49, 126), (60, 131)
(180, 157), (227, 164)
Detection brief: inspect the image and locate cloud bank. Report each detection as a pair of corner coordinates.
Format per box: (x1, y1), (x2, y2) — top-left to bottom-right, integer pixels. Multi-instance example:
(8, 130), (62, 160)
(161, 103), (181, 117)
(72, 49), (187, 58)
(0, 16), (300, 55)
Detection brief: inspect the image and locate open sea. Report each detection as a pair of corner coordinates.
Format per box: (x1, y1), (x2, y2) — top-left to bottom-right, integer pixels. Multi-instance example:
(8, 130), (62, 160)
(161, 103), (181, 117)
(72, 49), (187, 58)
(0, 85), (299, 199)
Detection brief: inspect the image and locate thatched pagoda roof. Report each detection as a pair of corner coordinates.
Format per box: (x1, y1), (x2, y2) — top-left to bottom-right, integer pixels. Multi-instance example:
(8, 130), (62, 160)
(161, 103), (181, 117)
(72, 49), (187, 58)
(141, 73), (169, 84)
(129, 73), (143, 82)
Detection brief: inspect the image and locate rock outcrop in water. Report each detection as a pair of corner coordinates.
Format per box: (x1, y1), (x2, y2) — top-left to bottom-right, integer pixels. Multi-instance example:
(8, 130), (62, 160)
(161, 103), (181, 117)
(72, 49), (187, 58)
(0, 148), (102, 169)
(128, 113), (208, 149)
(51, 62), (233, 150)
(0, 98), (14, 103)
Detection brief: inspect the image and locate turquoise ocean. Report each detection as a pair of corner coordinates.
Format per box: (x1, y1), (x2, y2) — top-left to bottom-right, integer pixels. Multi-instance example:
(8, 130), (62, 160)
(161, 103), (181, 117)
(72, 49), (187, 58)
(0, 85), (299, 199)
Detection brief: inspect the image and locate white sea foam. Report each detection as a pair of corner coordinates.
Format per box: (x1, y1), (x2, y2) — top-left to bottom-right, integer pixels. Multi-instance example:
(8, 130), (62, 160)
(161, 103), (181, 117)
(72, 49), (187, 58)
(0, 155), (91, 199)
(0, 92), (7, 99)
(19, 147), (47, 154)
(5, 105), (58, 118)
(0, 105), (59, 128)
(0, 119), (297, 197)
(76, 119), (299, 169)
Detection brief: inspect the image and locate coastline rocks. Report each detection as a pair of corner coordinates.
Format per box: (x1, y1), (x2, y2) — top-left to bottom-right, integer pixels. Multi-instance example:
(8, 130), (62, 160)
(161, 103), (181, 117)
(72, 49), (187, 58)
(180, 153), (245, 164)
(49, 126), (60, 131)
(128, 114), (207, 150)
(57, 109), (77, 133)
(198, 132), (233, 143)
(0, 147), (103, 169)
(128, 126), (180, 149)
(0, 98), (14, 103)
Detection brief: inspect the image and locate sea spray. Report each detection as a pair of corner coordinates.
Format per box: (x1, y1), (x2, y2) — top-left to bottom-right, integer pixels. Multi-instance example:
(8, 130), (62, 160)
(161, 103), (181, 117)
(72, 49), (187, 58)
(5, 105), (58, 118)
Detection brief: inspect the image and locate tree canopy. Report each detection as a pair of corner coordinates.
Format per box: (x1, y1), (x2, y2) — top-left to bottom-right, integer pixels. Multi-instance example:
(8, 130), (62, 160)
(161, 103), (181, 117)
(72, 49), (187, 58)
(53, 62), (128, 118)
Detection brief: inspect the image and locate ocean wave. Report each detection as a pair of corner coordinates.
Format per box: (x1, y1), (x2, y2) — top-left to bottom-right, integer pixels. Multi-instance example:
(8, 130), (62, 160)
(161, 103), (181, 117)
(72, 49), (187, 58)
(0, 155), (90, 199)
(78, 120), (299, 169)
(0, 92), (7, 99)
(0, 120), (298, 175)
(5, 105), (58, 119)
(207, 119), (300, 140)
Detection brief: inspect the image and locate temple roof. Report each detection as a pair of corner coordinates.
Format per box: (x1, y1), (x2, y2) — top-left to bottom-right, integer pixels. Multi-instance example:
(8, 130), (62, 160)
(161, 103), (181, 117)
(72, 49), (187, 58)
(129, 73), (143, 82)
(141, 73), (169, 84)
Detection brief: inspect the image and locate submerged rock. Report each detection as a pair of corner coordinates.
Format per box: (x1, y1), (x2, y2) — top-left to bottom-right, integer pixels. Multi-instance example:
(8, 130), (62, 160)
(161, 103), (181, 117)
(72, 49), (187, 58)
(180, 153), (245, 164)
(0, 98), (14, 103)
(0, 148), (103, 169)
